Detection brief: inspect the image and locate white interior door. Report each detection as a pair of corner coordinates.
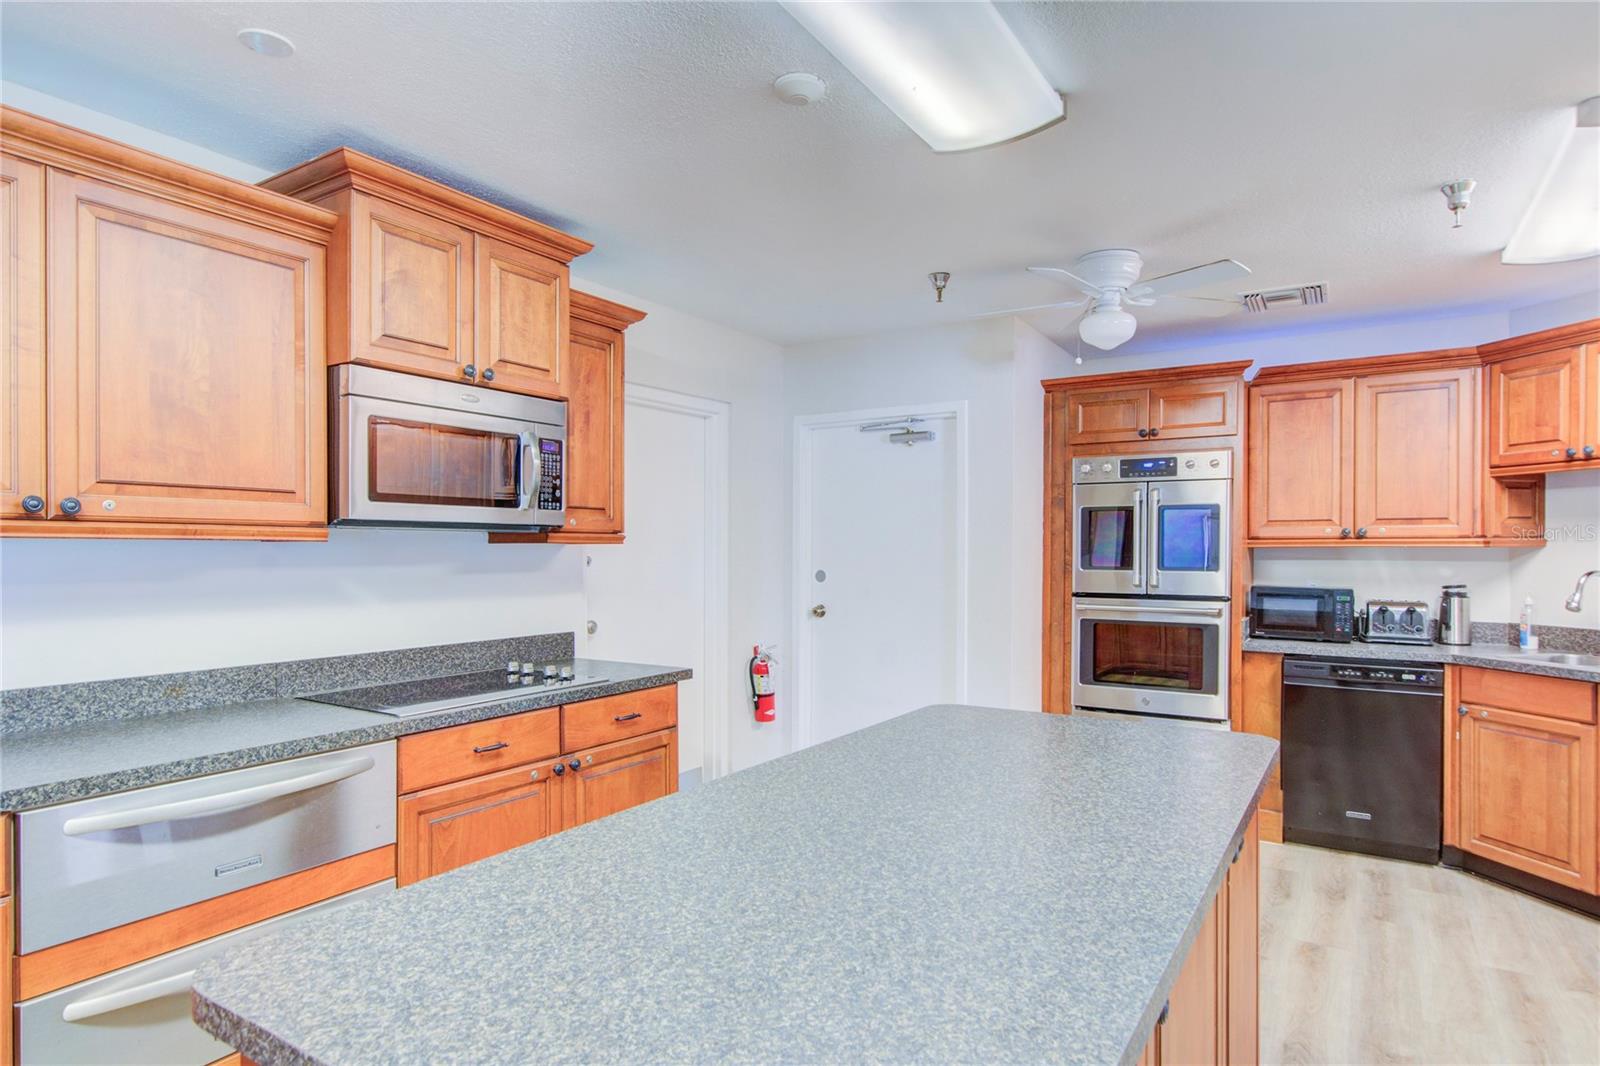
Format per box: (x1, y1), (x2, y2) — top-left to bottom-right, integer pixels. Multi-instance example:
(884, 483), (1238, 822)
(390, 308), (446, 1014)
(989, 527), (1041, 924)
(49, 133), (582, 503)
(798, 409), (965, 746)
(585, 386), (728, 788)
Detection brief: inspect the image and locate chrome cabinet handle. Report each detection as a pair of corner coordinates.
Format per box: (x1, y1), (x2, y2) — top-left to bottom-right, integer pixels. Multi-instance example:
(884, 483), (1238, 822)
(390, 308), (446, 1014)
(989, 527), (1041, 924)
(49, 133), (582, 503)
(614, 712), (643, 722)
(62, 754), (375, 836)
(473, 742), (510, 754)
(61, 969), (196, 1022)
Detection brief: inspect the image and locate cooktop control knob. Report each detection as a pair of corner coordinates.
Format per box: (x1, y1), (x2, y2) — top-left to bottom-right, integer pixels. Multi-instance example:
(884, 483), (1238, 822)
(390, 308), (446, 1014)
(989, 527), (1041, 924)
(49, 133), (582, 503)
(506, 661), (520, 675)
(521, 662), (537, 677)
(543, 665), (559, 681)
(559, 665), (575, 681)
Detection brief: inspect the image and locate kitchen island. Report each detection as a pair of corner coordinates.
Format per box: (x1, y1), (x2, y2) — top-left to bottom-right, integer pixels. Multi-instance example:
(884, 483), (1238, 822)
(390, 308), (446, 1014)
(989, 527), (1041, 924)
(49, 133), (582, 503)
(192, 705), (1277, 1065)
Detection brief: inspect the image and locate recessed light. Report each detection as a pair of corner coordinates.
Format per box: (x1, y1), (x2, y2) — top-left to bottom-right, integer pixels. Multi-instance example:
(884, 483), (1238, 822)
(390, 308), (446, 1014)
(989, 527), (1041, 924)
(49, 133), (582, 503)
(237, 28), (295, 59)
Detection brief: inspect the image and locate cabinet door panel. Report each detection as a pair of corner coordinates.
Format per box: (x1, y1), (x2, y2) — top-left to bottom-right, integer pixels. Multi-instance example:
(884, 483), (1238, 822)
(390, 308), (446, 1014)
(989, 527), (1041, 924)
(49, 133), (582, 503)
(398, 760), (561, 886)
(1488, 346), (1583, 467)
(350, 192), (472, 377)
(46, 171), (325, 525)
(1066, 389), (1149, 444)
(1225, 810), (1260, 1066)
(0, 153), (45, 520)
(1459, 705), (1596, 893)
(1149, 380), (1238, 440)
(475, 236), (566, 398)
(560, 317), (623, 533)
(1158, 890), (1223, 1064)
(1247, 380), (1353, 539)
(565, 730), (676, 829)
(1353, 368), (1476, 539)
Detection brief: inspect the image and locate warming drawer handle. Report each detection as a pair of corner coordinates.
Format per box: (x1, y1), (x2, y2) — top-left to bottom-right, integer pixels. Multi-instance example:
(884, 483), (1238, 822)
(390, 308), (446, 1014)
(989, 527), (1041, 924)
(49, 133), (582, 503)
(61, 754), (377, 837)
(61, 969), (196, 1022)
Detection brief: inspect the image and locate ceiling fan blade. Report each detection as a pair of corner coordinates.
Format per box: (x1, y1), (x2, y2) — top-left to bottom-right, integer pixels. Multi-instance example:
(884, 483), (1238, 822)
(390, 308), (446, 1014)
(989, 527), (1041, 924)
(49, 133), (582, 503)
(1026, 265), (1104, 296)
(976, 298), (1089, 319)
(1130, 258), (1251, 298)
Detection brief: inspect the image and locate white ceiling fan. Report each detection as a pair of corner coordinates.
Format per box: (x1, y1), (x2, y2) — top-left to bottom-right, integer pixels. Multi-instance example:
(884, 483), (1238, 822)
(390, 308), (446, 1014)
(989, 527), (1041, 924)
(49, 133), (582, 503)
(989, 249), (1252, 350)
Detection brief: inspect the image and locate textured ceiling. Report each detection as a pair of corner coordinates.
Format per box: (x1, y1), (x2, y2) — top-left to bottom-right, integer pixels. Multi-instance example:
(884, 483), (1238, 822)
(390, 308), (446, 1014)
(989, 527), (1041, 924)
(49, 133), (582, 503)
(3, 1), (1598, 352)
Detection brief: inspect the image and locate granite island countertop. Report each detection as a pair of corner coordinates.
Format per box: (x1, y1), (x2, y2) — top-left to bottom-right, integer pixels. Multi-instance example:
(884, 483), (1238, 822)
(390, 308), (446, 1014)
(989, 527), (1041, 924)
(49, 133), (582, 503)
(1, 643), (690, 811)
(1241, 636), (1600, 683)
(192, 704), (1278, 1066)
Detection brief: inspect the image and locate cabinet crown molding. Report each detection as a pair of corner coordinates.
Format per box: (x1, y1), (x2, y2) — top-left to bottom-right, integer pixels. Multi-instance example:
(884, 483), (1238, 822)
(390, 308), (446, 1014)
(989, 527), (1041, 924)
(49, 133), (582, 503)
(0, 105), (337, 239)
(571, 289), (648, 331)
(1477, 318), (1600, 362)
(1041, 359), (1251, 393)
(1249, 346), (1480, 385)
(260, 146), (593, 263)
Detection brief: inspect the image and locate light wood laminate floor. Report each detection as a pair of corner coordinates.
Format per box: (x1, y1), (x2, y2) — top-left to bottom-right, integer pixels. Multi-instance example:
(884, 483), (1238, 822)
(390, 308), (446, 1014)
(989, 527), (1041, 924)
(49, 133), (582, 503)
(1260, 842), (1600, 1065)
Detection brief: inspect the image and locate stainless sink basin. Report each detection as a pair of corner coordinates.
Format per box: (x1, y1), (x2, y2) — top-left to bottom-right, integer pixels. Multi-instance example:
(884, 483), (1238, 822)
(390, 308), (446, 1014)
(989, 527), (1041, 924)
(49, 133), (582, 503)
(1506, 651), (1600, 668)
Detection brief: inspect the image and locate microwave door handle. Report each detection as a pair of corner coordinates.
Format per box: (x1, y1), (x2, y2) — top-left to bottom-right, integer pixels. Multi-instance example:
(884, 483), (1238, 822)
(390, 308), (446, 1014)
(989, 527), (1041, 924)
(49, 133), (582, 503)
(1147, 487), (1160, 589)
(517, 431), (537, 511)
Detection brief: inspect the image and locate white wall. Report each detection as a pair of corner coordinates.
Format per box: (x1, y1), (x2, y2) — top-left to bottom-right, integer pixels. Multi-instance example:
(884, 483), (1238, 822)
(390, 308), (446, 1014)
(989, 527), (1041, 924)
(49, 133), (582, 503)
(0, 86), (792, 774)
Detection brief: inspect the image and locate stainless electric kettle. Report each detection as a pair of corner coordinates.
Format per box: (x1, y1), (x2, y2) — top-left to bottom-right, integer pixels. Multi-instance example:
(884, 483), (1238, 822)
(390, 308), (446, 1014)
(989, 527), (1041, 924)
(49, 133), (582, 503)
(1437, 584), (1472, 646)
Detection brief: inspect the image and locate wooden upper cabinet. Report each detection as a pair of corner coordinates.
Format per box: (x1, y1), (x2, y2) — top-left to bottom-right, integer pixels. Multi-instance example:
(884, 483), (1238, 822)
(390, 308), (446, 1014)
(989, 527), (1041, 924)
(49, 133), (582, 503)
(262, 148), (592, 400)
(551, 291), (646, 539)
(45, 170), (327, 527)
(565, 729), (677, 829)
(1458, 702), (1596, 894)
(1487, 344), (1584, 468)
(1352, 367), (1476, 539)
(0, 153), (45, 520)
(348, 190), (473, 378)
(475, 236), (567, 397)
(1585, 341), (1600, 457)
(1065, 388), (1149, 444)
(1247, 379), (1353, 540)
(1148, 379), (1239, 440)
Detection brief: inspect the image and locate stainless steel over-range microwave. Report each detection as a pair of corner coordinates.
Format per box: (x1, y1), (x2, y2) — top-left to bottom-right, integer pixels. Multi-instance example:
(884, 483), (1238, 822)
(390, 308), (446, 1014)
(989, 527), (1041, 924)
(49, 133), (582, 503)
(331, 365), (567, 530)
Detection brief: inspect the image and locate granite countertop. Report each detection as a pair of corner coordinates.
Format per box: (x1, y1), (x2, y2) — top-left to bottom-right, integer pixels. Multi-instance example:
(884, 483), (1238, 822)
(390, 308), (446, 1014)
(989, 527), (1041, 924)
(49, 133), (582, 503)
(193, 705), (1278, 1066)
(0, 658), (690, 812)
(1241, 637), (1600, 683)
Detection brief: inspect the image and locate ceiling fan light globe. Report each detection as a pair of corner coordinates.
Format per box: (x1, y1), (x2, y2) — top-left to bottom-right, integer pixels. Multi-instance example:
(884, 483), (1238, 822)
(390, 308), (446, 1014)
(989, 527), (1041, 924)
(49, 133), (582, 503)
(1079, 307), (1137, 350)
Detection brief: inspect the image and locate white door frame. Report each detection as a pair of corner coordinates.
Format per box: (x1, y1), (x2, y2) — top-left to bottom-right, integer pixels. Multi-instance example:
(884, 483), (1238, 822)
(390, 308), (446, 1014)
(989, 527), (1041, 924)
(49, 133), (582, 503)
(790, 401), (970, 750)
(621, 382), (732, 783)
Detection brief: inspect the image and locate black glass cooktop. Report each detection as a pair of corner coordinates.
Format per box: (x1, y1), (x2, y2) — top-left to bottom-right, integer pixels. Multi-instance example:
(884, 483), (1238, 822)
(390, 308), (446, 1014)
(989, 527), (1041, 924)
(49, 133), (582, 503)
(304, 664), (609, 718)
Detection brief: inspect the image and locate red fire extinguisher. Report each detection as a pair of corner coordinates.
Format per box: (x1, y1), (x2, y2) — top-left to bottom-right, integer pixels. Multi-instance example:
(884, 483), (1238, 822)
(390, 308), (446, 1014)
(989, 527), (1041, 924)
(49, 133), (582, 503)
(749, 645), (776, 722)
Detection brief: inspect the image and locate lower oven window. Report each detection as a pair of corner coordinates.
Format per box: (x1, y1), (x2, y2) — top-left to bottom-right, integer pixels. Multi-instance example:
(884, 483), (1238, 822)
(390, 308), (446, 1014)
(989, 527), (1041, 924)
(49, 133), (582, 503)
(1083, 620), (1215, 692)
(368, 417), (521, 507)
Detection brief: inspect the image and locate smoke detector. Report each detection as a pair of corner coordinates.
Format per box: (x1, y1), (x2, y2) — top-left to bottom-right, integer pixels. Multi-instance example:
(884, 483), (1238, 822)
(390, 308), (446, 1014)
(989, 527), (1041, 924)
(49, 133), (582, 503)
(1240, 284), (1327, 314)
(237, 28), (295, 58)
(773, 72), (827, 106)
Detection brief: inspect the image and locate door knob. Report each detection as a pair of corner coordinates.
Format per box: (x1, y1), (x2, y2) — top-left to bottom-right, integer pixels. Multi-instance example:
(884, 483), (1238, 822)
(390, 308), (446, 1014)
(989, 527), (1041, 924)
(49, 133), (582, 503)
(19, 494), (44, 514)
(811, 604), (827, 618)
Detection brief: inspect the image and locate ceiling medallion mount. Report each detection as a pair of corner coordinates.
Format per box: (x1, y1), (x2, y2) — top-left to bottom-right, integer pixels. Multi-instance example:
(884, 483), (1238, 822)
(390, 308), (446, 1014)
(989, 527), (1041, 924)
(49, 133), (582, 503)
(1440, 179), (1476, 229)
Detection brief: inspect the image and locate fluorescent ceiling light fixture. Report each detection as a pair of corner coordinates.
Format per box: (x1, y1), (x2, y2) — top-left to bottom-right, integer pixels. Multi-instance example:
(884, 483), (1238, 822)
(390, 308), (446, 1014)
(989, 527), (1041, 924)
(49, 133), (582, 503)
(1503, 97), (1600, 264)
(780, 1), (1062, 152)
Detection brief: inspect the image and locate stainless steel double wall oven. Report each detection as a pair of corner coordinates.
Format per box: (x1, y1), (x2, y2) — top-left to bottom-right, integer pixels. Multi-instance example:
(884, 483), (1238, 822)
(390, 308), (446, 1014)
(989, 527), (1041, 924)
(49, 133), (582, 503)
(1070, 450), (1233, 724)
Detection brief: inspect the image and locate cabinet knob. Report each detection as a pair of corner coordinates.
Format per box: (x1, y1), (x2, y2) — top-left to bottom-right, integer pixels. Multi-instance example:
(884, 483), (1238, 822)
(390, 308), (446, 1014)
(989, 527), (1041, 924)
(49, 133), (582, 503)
(1585, 445), (1595, 458)
(1148, 427), (1160, 438)
(552, 763), (566, 776)
(1356, 527), (1368, 538)
(462, 364), (477, 380)
(1566, 447), (1578, 459)
(20, 494), (44, 515)
(568, 758), (582, 772)
(482, 368), (495, 382)
(1339, 527), (1352, 538)
(59, 497), (82, 517)
(1137, 428), (1150, 438)
(1457, 705), (1468, 717)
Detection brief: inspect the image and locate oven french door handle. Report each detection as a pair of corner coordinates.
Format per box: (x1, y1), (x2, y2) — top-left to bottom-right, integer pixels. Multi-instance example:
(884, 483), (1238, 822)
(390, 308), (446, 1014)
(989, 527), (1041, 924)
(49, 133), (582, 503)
(1079, 604), (1226, 618)
(60, 754), (376, 836)
(517, 430), (538, 512)
(60, 969), (196, 1022)
(1148, 487), (1161, 589)
(1131, 489), (1145, 588)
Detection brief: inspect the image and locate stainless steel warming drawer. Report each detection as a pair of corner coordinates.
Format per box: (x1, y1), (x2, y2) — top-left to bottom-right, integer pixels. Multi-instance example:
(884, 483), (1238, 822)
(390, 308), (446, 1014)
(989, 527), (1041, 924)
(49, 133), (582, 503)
(17, 741), (396, 953)
(17, 880), (394, 1065)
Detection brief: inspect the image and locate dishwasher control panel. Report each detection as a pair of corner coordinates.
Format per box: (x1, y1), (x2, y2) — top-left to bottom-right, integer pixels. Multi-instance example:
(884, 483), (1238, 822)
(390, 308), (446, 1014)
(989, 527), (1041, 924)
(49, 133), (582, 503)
(1283, 658), (1444, 691)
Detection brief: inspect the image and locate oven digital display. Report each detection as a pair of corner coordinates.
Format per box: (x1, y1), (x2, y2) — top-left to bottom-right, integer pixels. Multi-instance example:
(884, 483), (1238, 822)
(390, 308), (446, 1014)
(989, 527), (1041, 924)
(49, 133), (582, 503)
(1119, 456), (1176, 478)
(540, 440), (561, 454)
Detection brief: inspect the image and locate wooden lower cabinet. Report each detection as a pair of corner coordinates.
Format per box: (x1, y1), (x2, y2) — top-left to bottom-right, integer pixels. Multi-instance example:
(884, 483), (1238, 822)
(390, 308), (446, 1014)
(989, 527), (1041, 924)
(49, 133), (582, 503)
(1138, 809), (1259, 1066)
(398, 757), (565, 887)
(1239, 653), (1284, 843)
(566, 729), (678, 829)
(2, 895), (12, 1066)
(1456, 700), (1597, 894)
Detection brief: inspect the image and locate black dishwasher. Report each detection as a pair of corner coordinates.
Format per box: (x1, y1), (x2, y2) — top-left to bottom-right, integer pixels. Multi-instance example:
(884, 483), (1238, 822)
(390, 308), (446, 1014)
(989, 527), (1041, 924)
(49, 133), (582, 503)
(1281, 657), (1443, 864)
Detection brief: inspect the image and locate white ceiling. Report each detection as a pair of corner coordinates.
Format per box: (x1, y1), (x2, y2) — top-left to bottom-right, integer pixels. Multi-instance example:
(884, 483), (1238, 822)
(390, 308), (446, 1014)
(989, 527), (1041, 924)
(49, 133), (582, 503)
(4, 2), (1598, 352)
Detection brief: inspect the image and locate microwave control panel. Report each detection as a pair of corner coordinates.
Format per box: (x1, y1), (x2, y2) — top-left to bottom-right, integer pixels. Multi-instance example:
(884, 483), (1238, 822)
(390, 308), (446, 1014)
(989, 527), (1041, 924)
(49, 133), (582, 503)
(537, 439), (564, 511)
